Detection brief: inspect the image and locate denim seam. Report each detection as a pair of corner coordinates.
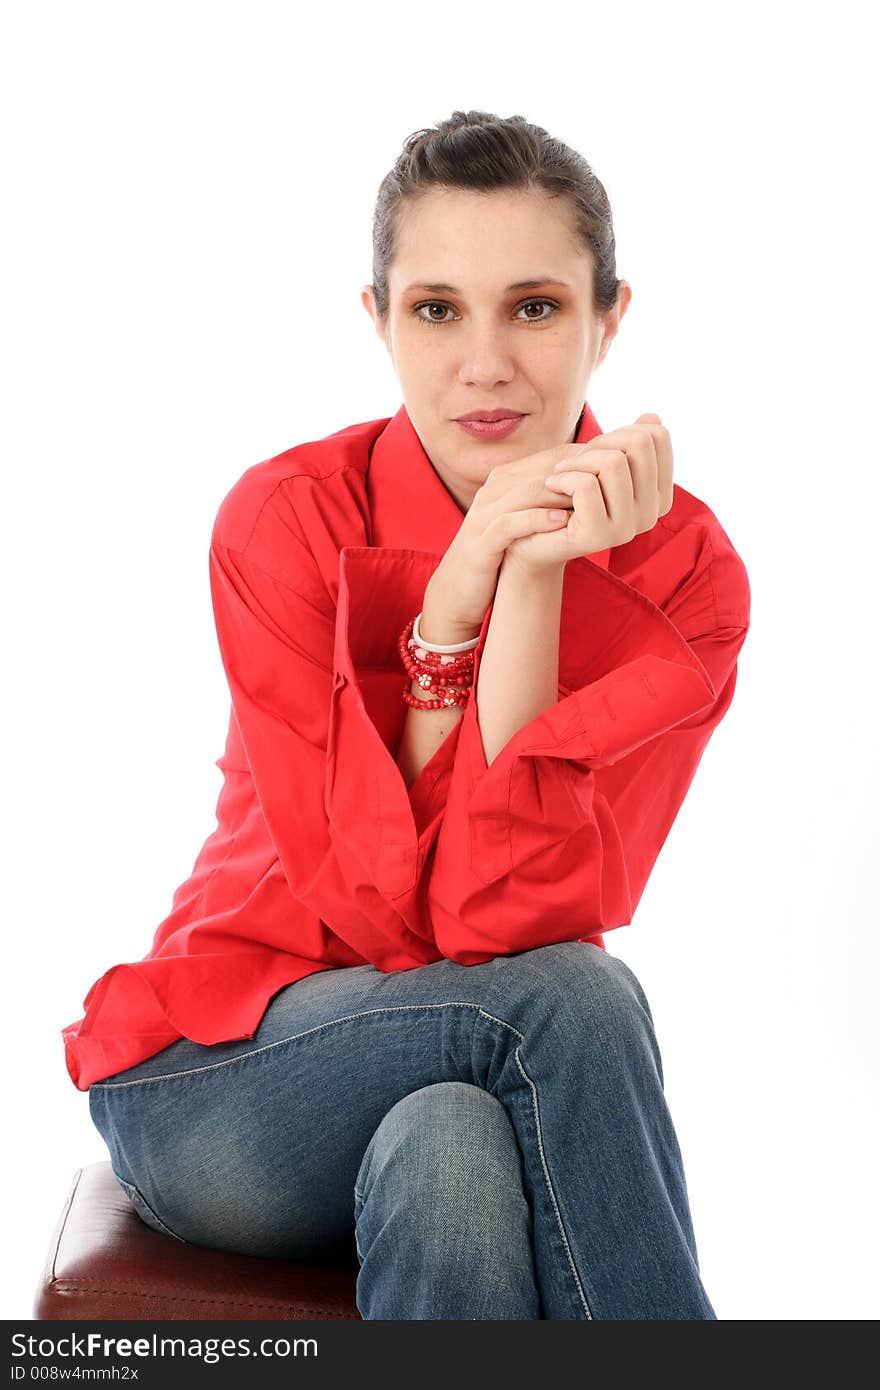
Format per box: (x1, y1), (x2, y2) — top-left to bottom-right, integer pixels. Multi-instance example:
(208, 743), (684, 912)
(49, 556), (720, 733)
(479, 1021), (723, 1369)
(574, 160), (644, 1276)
(92, 1000), (595, 1312)
(114, 1174), (188, 1244)
(89, 1002), (500, 1087)
(507, 1034), (594, 1320)
(91, 1000), (594, 1318)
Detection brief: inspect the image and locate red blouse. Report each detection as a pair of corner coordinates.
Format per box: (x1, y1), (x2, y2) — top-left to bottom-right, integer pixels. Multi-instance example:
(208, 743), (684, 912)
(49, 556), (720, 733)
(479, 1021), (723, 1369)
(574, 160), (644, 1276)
(62, 400), (751, 1091)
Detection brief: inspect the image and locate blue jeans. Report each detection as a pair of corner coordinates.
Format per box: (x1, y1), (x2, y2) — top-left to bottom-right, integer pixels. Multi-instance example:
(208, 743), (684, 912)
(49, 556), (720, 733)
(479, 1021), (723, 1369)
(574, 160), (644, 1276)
(87, 941), (716, 1319)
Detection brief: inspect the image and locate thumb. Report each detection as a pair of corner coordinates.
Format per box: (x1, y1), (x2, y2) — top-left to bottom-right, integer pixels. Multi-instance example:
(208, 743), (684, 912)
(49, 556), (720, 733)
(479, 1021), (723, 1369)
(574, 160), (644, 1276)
(635, 412), (662, 424)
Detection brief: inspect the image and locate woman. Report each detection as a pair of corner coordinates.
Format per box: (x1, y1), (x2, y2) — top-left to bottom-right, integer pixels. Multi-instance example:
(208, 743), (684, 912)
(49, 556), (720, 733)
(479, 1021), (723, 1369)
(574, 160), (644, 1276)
(65, 110), (750, 1320)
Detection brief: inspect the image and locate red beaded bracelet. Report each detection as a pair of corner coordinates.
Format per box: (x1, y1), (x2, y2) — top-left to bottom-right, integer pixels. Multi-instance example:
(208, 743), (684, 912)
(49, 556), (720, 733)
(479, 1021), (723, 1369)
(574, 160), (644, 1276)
(398, 615), (475, 710)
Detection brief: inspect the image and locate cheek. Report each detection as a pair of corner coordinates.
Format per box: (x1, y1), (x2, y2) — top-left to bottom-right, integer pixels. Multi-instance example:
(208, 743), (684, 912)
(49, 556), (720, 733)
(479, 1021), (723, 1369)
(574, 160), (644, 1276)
(394, 319), (442, 362)
(534, 321), (583, 357)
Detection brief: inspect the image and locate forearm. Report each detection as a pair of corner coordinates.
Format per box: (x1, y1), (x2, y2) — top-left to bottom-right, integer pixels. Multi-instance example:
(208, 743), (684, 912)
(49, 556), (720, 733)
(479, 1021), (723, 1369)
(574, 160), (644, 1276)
(475, 557), (565, 767)
(394, 579), (480, 791)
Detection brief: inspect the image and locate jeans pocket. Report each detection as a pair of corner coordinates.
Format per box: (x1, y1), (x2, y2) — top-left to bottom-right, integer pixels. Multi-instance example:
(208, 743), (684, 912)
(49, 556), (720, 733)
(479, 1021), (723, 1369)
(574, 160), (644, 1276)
(113, 1171), (190, 1245)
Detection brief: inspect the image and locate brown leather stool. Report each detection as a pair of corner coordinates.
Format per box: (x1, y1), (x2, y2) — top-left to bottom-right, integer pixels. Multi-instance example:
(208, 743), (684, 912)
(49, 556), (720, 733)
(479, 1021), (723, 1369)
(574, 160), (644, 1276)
(34, 1162), (362, 1320)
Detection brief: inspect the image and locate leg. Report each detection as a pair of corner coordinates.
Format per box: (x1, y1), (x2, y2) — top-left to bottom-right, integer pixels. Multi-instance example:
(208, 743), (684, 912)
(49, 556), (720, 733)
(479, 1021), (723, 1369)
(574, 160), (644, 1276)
(88, 942), (714, 1318)
(353, 1081), (542, 1319)
(468, 942), (715, 1320)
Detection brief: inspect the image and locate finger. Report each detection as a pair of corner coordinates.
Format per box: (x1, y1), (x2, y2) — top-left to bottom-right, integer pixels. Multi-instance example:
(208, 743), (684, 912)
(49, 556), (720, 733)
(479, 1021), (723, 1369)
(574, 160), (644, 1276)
(547, 446), (617, 481)
(568, 425), (643, 457)
(624, 429), (660, 521)
(585, 453), (634, 527)
(561, 429), (664, 523)
(628, 421), (673, 514)
(652, 426), (674, 514)
(488, 441), (597, 490)
(557, 424), (656, 464)
(527, 441), (600, 471)
(561, 470), (615, 546)
(488, 505), (574, 551)
(550, 457), (634, 530)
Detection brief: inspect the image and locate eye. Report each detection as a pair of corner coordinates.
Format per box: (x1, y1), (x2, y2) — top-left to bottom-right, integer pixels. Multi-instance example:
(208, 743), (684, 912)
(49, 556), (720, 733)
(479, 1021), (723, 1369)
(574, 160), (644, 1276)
(412, 301), (456, 325)
(411, 298), (560, 327)
(515, 298), (559, 323)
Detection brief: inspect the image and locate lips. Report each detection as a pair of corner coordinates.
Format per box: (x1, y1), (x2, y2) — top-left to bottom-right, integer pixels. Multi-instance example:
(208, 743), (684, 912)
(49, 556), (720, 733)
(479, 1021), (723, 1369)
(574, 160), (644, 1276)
(454, 410), (526, 423)
(455, 415), (525, 440)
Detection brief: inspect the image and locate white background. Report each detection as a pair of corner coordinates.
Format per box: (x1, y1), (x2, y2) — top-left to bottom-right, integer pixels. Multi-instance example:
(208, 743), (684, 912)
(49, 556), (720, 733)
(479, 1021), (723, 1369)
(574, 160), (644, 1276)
(3, 0), (877, 1321)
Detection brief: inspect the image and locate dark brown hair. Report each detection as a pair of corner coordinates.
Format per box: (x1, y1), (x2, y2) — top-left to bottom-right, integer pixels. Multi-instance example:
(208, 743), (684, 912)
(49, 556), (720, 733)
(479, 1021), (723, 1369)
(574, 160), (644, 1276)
(370, 109), (622, 322)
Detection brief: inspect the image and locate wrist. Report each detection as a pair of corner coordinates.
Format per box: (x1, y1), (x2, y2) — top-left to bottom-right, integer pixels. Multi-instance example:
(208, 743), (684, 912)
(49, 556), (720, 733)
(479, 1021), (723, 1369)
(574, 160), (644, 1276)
(402, 605), (475, 715)
(420, 581), (482, 646)
(500, 550), (567, 586)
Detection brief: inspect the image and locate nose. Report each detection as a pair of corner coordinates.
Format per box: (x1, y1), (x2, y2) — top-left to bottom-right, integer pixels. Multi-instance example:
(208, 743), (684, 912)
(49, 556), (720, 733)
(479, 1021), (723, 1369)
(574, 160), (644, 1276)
(456, 320), (517, 388)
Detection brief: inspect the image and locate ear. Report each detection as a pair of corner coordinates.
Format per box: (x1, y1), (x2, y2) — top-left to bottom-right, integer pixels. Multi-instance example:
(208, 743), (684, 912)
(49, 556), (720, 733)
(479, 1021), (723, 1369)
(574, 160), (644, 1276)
(594, 281), (632, 370)
(362, 286), (394, 362)
(361, 285), (382, 334)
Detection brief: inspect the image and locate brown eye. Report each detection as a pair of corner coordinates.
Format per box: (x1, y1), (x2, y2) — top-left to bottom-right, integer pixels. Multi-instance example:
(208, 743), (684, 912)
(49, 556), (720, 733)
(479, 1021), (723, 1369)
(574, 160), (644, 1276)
(412, 302), (456, 325)
(517, 299), (559, 322)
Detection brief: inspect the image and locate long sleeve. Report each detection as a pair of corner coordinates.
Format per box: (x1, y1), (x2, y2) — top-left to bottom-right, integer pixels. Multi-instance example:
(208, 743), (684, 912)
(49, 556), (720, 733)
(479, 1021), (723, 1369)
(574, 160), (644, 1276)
(208, 527), (462, 972)
(427, 535), (751, 963)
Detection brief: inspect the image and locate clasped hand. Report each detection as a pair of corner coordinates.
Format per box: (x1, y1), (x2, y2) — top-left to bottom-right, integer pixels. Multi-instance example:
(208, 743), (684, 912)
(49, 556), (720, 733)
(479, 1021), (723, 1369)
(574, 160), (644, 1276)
(502, 412), (674, 574)
(428, 413), (675, 636)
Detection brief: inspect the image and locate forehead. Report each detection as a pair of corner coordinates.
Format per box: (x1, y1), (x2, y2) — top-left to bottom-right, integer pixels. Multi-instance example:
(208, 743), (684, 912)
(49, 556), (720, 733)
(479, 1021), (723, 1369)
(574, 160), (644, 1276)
(390, 188), (590, 289)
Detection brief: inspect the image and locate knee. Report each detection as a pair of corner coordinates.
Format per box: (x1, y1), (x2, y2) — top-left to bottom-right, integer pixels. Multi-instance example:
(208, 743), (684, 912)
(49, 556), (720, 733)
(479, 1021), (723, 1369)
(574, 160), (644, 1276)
(488, 941), (662, 1080)
(354, 1082), (528, 1242)
(353, 1083), (539, 1317)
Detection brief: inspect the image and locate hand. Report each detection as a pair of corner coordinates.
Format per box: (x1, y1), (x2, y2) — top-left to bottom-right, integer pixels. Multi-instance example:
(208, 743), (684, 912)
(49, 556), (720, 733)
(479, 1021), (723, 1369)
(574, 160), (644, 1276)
(503, 414), (675, 575)
(426, 435), (629, 635)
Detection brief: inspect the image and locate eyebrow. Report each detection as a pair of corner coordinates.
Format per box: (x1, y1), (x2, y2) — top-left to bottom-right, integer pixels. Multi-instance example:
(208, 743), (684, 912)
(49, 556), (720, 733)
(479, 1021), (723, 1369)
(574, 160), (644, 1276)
(403, 278), (572, 294)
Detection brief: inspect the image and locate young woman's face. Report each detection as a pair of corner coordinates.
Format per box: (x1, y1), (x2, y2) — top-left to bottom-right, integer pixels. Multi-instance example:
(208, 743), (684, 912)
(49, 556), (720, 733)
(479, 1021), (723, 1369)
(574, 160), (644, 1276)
(362, 187), (629, 513)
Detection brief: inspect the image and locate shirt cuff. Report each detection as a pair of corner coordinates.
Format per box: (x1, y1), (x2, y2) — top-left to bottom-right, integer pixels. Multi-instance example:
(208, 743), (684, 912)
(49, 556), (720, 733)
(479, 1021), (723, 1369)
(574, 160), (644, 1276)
(326, 545), (466, 899)
(443, 557), (723, 888)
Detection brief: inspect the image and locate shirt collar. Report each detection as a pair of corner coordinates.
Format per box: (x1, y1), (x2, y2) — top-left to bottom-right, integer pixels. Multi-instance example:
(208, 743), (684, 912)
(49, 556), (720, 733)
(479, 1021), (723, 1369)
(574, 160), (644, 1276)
(367, 400), (612, 571)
